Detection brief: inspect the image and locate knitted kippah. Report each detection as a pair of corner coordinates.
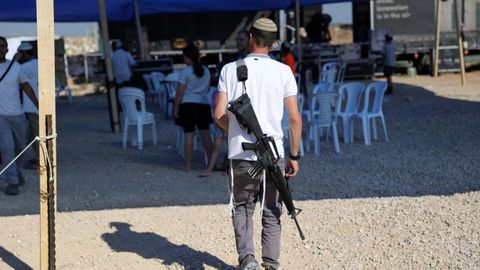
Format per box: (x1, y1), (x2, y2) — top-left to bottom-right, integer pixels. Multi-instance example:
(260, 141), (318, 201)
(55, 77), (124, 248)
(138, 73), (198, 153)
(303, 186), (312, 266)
(252, 18), (278, 32)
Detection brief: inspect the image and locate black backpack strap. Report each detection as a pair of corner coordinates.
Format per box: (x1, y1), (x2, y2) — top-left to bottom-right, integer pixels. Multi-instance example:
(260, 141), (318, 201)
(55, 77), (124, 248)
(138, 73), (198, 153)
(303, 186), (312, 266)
(235, 59), (248, 94)
(0, 60), (15, 83)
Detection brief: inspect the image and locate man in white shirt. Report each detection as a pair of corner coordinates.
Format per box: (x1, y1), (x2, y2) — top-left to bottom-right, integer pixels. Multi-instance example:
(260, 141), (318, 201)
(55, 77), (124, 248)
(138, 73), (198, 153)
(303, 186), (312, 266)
(111, 40), (136, 87)
(17, 42), (39, 169)
(0, 36), (38, 195)
(214, 19), (302, 270)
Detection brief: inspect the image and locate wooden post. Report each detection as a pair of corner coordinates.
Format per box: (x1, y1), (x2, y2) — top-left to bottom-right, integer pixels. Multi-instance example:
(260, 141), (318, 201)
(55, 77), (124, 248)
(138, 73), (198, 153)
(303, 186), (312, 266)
(98, 0), (120, 133)
(433, 0), (442, 77)
(36, 0), (57, 269)
(453, 0), (466, 85)
(134, 0), (146, 60)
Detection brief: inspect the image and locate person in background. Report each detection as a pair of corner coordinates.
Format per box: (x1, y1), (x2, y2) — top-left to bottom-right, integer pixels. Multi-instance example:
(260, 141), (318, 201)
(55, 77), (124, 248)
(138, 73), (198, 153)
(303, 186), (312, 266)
(200, 87), (224, 177)
(16, 42), (39, 170)
(235, 30), (249, 60)
(0, 36), (38, 195)
(383, 33), (396, 95)
(280, 41), (296, 75)
(214, 18), (302, 270)
(174, 44), (213, 172)
(306, 6), (332, 43)
(111, 40), (136, 88)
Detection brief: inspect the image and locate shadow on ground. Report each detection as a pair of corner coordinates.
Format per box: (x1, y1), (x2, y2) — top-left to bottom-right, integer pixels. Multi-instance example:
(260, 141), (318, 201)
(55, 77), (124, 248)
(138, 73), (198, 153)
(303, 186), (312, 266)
(1, 80), (479, 216)
(0, 246), (33, 270)
(101, 222), (236, 270)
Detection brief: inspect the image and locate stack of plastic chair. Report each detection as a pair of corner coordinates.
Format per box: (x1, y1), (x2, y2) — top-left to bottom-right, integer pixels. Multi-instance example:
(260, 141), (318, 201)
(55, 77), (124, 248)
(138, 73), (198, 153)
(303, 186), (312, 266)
(307, 91), (340, 156)
(320, 62), (338, 84)
(150, 72), (166, 108)
(55, 77), (73, 104)
(309, 82), (333, 120)
(333, 62), (346, 91)
(351, 82), (389, 145)
(336, 83), (365, 144)
(305, 82), (333, 144)
(281, 94), (305, 157)
(118, 87), (157, 150)
(161, 72), (180, 119)
(336, 62), (346, 84)
(142, 74), (160, 104)
(304, 69), (314, 97)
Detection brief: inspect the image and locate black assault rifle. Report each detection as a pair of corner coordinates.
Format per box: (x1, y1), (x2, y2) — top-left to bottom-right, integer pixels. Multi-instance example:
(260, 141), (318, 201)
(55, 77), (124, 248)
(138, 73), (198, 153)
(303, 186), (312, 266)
(228, 93), (305, 240)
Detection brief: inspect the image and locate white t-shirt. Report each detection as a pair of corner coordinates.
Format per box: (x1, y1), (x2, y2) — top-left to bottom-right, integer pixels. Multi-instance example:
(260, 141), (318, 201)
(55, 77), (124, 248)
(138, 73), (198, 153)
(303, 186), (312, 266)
(111, 49), (136, 84)
(21, 59), (39, 114)
(218, 53), (298, 160)
(177, 66), (210, 104)
(0, 60), (27, 116)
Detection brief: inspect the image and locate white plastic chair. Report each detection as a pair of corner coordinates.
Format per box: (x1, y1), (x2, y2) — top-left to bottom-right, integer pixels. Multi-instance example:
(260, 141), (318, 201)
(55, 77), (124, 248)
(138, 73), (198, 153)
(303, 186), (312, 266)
(306, 92), (340, 156)
(336, 62), (346, 84)
(281, 94), (305, 157)
(333, 62), (346, 91)
(336, 82), (365, 144)
(352, 82), (389, 145)
(162, 72), (180, 119)
(142, 74), (160, 104)
(55, 77), (72, 104)
(150, 72), (166, 108)
(320, 62), (338, 84)
(304, 69), (314, 98)
(118, 87), (157, 150)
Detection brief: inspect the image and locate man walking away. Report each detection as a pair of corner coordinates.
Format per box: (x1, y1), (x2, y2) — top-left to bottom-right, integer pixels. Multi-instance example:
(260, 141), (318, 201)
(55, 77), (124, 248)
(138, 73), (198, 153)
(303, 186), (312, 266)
(214, 18), (302, 270)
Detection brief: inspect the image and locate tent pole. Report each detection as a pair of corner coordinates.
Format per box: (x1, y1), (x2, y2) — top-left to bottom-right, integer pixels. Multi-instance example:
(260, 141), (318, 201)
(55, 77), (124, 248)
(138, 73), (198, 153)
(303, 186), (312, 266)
(453, 0), (466, 85)
(433, 0), (442, 78)
(134, 0), (146, 60)
(279, 10), (287, 42)
(36, 0), (57, 269)
(295, 0), (302, 74)
(98, 0), (120, 133)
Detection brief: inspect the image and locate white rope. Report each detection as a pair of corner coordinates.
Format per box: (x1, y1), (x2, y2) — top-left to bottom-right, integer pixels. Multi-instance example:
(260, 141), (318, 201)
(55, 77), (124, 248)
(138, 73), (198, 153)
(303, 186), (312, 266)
(259, 169), (266, 217)
(228, 159), (235, 216)
(0, 134), (57, 179)
(38, 136), (55, 183)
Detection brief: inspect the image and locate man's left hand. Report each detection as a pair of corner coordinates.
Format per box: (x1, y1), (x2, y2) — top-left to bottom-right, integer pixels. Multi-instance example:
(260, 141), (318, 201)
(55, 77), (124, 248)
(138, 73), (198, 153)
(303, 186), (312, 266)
(285, 159), (299, 177)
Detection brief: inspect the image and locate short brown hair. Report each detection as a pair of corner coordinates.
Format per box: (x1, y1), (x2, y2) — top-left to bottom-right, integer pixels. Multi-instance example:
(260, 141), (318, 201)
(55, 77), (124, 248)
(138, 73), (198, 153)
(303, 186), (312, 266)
(249, 28), (276, 48)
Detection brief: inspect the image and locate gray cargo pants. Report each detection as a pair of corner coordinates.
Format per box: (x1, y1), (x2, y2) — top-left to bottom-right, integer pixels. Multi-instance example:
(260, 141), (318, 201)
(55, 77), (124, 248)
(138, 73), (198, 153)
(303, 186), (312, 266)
(230, 159), (284, 270)
(0, 114), (27, 185)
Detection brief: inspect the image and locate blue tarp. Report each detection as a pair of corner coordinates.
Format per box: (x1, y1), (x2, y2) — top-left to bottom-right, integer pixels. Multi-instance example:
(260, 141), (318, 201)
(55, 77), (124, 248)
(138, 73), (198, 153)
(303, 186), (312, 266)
(0, 0), (365, 22)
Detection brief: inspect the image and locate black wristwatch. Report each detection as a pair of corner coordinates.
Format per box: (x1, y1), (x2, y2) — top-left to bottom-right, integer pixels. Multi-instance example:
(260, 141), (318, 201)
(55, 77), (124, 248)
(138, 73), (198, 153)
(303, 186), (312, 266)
(289, 152), (301, 161)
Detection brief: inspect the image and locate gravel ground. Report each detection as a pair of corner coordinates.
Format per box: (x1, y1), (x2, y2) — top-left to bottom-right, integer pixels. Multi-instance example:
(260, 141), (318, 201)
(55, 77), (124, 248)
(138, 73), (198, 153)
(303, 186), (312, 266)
(0, 73), (479, 270)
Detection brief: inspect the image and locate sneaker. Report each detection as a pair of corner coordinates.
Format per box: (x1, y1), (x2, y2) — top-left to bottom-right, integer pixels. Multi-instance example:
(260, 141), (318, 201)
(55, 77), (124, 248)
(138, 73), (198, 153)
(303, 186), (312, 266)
(5, 184), (19, 196)
(261, 263), (276, 270)
(239, 254), (260, 270)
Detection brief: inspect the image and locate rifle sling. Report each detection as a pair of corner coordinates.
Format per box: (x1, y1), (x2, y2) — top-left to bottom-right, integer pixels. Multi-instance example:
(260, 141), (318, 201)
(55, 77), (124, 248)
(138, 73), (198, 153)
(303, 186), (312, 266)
(0, 60), (15, 83)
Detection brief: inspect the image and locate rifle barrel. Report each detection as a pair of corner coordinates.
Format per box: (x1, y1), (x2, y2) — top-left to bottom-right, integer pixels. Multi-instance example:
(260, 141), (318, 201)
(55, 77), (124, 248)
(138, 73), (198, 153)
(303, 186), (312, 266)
(292, 215), (305, 240)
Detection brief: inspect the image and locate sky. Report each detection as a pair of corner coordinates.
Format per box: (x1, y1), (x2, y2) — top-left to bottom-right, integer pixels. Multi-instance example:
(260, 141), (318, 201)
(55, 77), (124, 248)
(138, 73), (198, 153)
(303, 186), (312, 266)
(0, 3), (352, 37)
